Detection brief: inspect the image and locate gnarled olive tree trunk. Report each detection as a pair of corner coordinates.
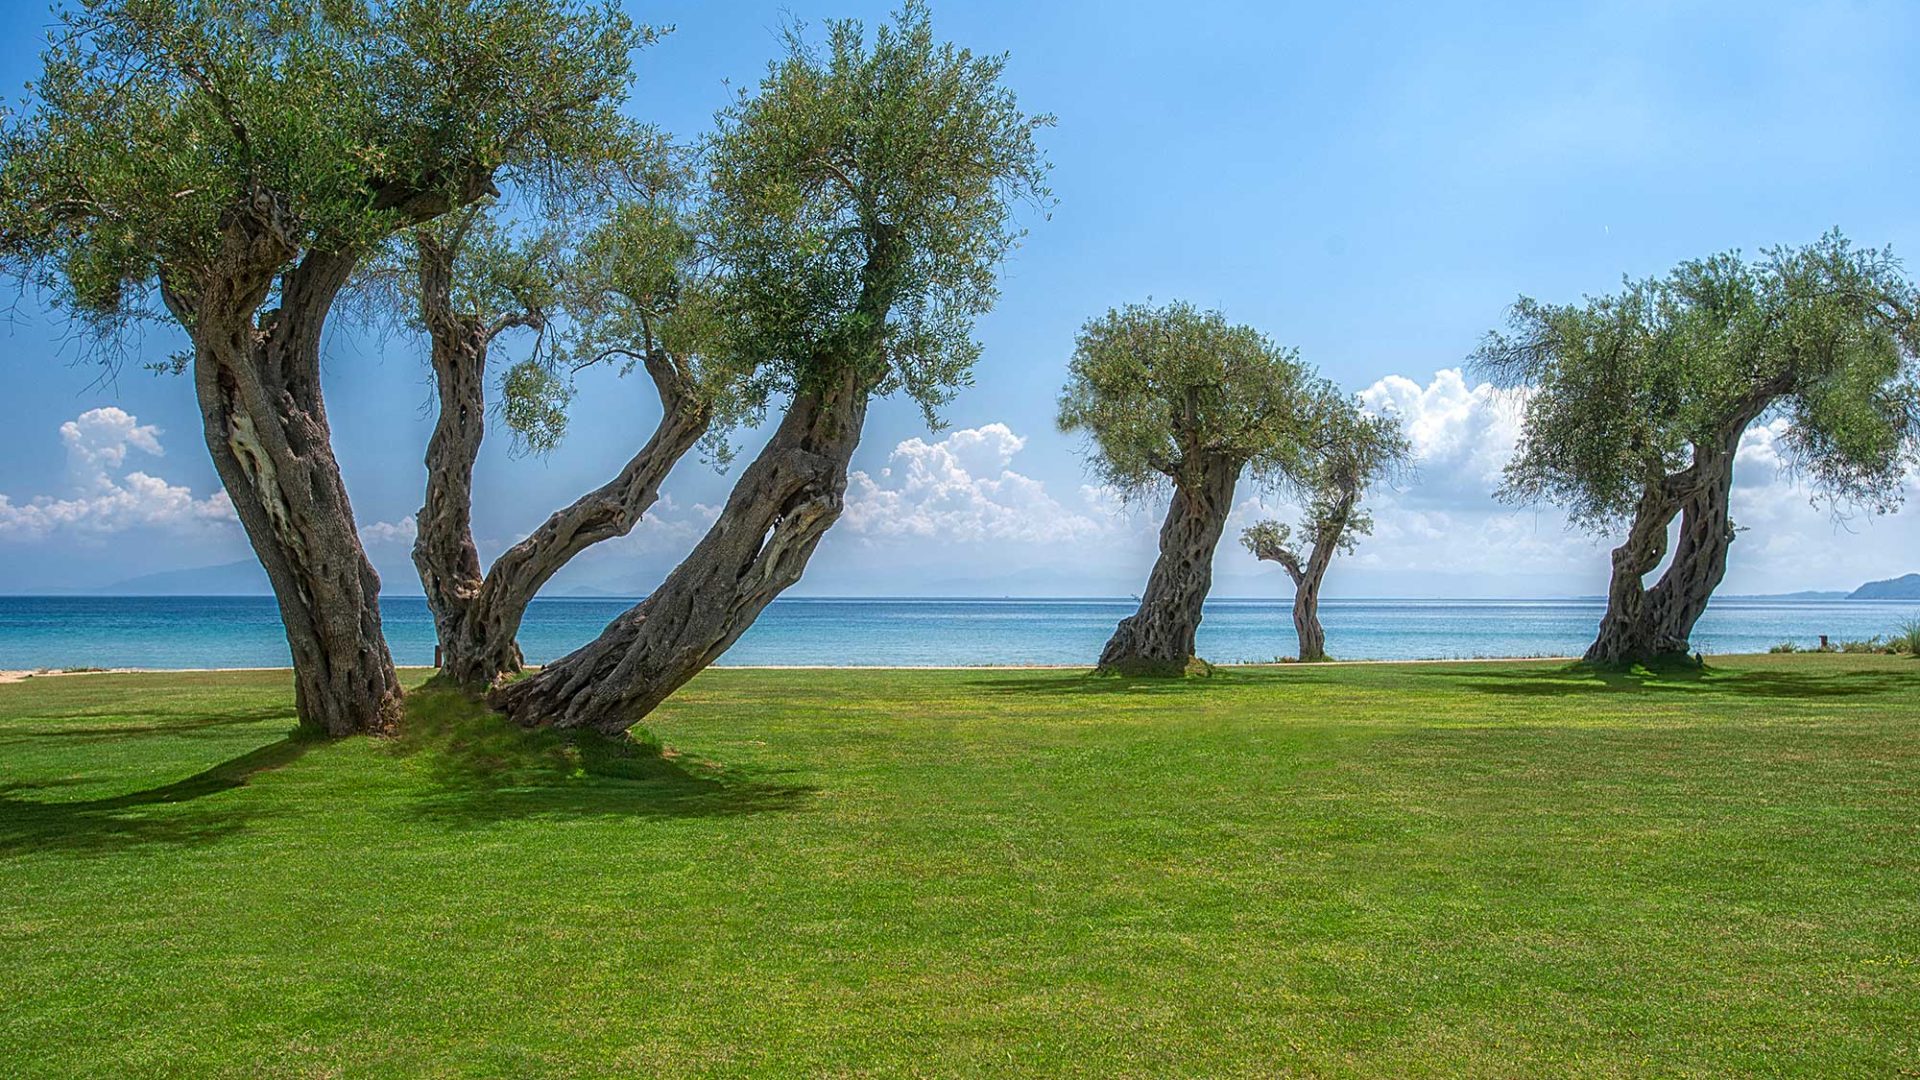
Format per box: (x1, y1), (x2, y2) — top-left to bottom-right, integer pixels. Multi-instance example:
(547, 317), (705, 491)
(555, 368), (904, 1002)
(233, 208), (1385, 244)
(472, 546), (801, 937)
(489, 367), (869, 732)
(1098, 455), (1240, 675)
(1647, 453), (1737, 654)
(1584, 396), (1767, 667)
(1584, 482), (1685, 666)
(184, 241), (402, 737)
(408, 238), (710, 687)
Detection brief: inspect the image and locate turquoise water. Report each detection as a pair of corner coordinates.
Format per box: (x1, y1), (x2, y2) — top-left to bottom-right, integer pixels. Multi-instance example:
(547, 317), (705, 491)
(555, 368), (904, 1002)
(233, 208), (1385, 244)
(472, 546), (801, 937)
(3, 595), (1917, 670)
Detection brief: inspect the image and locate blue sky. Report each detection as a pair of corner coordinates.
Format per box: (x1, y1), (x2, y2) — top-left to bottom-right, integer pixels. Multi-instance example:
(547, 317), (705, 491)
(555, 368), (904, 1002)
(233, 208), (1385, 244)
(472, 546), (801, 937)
(4, 0), (1920, 597)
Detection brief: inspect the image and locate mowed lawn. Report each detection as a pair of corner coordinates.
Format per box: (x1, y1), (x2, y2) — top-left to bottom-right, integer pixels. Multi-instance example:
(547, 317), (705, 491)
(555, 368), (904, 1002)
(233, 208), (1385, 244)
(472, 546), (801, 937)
(2, 658), (1917, 1077)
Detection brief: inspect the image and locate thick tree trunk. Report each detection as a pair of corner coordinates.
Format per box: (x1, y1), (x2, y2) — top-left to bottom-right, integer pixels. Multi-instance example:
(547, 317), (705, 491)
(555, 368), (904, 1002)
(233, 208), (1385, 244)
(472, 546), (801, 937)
(411, 242), (494, 683)
(489, 369), (869, 731)
(1098, 457), (1240, 675)
(189, 249), (403, 736)
(490, 227), (904, 732)
(408, 233), (712, 688)
(1585, 390), (1770, 667)
(1647, 454), (1736, 656)
(1583, 483), (1683, 666)
(440, 386), (708, 688)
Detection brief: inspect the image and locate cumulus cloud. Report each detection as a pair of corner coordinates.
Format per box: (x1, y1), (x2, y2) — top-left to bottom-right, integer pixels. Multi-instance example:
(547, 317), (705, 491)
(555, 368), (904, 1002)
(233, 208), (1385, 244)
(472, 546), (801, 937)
(844, 423), (1107, 544)
(358, 515), (418, 546)
(1327, 370), (1920, 593)
(1357, 367), (1524, 502)
(0, 408), (236, 540)
(1255, 370), (1605, 586)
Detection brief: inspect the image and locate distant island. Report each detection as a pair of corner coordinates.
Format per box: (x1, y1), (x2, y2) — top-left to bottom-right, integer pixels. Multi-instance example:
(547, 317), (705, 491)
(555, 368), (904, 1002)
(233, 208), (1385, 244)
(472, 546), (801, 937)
(1847, 573), (1920, 600)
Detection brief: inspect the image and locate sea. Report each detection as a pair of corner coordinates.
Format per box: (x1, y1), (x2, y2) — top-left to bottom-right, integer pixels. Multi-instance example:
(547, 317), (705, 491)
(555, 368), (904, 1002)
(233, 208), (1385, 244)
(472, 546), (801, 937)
(3, 595), (1918, 670)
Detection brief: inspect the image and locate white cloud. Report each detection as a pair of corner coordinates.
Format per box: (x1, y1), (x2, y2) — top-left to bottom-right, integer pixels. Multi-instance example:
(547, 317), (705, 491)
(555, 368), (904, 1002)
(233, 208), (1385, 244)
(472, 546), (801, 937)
(1357, 367), (1524, 503)
(844, 423), (1107, 544)
(358, 515), (418, 546)
(0, 408), (237, 540)
(1244, 370), (1606, 589)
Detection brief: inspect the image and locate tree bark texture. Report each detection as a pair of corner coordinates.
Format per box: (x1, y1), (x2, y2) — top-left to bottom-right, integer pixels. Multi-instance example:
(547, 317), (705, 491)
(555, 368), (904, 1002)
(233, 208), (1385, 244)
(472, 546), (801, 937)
(488, 228), (906, 732)
(1098, 456), (1240, 675)
(1646, 454), (1737, 655)
(1584, 391), (1769, 666)
(183, 237), (402, 736)
(488, 368), (868, 732)
(1583, 483), (1684, 666)
(408, 238), (710, 687)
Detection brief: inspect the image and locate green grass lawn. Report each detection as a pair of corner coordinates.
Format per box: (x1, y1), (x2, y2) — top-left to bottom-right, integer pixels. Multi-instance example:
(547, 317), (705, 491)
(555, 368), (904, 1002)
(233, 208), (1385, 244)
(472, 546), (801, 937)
(2, 657), (1917, 1077)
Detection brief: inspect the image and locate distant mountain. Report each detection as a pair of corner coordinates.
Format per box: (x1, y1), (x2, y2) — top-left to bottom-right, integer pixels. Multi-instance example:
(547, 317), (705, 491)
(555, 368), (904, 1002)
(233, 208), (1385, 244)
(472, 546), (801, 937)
(559, 584), (636, 599)
(1728, 590), (1851, 600)
(1848, 573), (1920, 600)
(88, 559), (270, 596)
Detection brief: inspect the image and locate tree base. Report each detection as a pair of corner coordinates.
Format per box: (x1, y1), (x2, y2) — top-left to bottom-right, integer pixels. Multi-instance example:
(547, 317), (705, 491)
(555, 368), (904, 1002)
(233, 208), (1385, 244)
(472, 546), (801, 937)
(1571, 650), (1706, 675)
(1095, 655), (1216, 678)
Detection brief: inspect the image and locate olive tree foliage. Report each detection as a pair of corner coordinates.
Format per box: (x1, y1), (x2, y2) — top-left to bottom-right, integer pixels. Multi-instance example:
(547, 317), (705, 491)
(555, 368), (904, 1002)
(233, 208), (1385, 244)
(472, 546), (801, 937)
(490, 2), (1053, 732)
(1476, 232), (1920, 666)
(1241, 405), (1409, 662)
(0, 0), (650, 735)
(1059, 301), (1330, 674)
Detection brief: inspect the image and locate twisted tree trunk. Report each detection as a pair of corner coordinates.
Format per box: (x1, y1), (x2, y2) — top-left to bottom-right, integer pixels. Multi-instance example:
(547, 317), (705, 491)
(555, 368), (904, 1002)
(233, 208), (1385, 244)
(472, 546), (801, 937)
(1098, 455), (1240, 675)
(1647, 453), (1737, 655)
(186, 245), (402, 736)
(489, 367), (869, 731)
(1584, 482), (1684, 666)
(488, 229), (905, 732)
(408, 236), (710, 687)
(1584, 392), (1771, 667)
(411, 237), (493, 683)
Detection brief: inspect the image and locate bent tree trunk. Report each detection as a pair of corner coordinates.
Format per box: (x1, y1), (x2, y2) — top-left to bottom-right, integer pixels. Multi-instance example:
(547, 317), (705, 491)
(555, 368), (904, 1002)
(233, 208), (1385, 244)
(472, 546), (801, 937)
(1647, 454), (1736, 655)
(1585, 390), (1768, 666)
(1290, 532), (1342, 662)
(188, 248), (403, 736)
(1098, 455), (1240, 675)
(409, 238), (710, 687)
(489, 369), (870, 732)
(411, 258), (493, 683)
(1584, 482), (1684, 666)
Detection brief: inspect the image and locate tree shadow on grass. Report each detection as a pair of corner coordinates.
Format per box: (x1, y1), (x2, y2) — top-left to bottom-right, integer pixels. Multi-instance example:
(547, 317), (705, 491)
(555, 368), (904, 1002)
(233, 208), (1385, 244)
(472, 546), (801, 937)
(960, 664), (1259, 699)
(392, 685), (815, 827)
(0, 733), (312, 858)
(1422, 662), (1920, 701)
(0, 705), (297, 744)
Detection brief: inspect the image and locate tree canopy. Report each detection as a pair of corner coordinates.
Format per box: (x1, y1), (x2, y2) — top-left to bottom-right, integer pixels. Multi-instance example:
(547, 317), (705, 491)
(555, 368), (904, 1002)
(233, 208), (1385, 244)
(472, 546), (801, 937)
(1057, 300), (1335, 494)
(0, 0), (651, 334)
(1475, 232), (1920, 529)
(701, 0), (1052, 425)
(1241, 403), (1409, 571)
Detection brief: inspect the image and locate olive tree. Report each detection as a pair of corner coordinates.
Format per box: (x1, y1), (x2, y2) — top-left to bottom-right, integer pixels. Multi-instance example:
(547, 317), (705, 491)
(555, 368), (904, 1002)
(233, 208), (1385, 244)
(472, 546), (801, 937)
(489, 3), (1052, 732)
(0, 0), (647, 735)
(1476, 233), (1920, 667)
(1059, 302), (1331, 675)
(380, 191), (735, 688)
(1241, 404), (1407, 662)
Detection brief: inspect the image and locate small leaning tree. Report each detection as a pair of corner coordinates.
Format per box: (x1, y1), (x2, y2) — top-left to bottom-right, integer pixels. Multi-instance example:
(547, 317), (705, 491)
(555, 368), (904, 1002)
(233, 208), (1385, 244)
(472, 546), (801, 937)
(0, 0), (647, 735)
(1476, 233), (1920, 667)
(1059, 301), (1334, 675)
(1241, 403), (1408, 662)
(489, 3), (1052, 732)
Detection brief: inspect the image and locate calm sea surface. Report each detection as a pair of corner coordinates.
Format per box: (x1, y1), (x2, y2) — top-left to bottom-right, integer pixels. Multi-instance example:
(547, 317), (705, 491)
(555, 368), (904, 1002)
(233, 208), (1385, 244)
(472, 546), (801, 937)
(3, 595), (1917, 670)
